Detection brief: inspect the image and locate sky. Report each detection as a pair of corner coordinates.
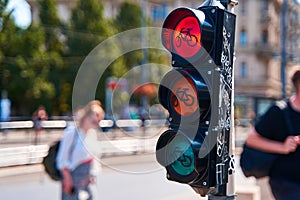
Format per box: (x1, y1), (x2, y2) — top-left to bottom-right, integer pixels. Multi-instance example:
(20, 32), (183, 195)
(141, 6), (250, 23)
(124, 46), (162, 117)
(7, 0), (31, 28)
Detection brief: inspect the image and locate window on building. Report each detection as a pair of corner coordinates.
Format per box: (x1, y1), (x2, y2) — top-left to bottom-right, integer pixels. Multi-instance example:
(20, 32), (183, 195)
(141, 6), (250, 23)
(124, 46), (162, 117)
(162, 3), (167, 19)
(262, 30), (268, 43)
(240, 30), (248, 46)
(261, 0), (269, 13)
(151, 3), (168, 22)
(152, 6), (158, 21)
(240, 1), (246, 15)
(241, 62), (247, 78)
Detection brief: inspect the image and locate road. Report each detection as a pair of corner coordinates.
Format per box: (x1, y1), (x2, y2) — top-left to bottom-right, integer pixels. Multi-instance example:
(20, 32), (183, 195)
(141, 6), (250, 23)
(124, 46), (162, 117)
(0, 154), (204, 200)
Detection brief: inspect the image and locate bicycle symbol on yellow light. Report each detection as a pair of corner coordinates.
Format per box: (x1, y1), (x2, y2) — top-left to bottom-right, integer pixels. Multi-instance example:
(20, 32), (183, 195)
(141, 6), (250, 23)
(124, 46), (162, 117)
(172, 87), (195, 107)
(175, 28), (198, 47)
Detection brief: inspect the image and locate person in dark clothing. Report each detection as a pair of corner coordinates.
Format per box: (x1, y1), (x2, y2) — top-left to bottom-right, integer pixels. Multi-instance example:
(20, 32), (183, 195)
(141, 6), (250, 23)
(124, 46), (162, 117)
(245, 70), (300, 200)
(32, 106), (48, 145)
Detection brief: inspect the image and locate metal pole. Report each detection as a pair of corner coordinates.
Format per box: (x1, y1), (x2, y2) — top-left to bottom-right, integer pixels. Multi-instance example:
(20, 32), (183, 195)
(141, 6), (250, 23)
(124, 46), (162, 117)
(209, 1), (237, 199)
(281, 0), (287, 99)
(208, 71), (236, 200)
(226, 53), (237, 200)
(140, 0), (148, 108)
(140, 0), (148, 153)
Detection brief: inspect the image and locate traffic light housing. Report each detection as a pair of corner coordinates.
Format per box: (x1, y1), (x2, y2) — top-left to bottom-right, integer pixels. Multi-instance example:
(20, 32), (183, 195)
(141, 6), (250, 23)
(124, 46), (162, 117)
(156, 5), (236, 197)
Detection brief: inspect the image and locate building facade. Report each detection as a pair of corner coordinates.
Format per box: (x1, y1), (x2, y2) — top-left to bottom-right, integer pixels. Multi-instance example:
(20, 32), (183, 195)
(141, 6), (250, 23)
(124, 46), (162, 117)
(234, 0), (300, 119)
(26, 0), (300, 119)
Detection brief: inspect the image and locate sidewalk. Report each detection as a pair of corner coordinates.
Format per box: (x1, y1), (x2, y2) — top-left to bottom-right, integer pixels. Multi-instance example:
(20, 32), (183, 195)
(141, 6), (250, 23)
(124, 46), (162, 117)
(0, 153), (273, 200)
(0, 126), (272, 200)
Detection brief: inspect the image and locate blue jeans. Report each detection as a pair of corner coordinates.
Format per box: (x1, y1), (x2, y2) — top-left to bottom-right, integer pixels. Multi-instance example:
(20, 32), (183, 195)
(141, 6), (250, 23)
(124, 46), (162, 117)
(269, 179), (300, 200)
(62, 163), (93, 200)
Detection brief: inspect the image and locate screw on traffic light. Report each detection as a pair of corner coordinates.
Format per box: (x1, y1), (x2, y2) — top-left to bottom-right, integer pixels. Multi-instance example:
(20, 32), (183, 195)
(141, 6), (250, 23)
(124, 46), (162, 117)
(156, 3), (236, 198)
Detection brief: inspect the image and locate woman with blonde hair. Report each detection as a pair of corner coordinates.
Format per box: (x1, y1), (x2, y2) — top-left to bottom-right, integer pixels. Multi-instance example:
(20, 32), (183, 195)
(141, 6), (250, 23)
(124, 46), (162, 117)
(57, 102), (104, 200)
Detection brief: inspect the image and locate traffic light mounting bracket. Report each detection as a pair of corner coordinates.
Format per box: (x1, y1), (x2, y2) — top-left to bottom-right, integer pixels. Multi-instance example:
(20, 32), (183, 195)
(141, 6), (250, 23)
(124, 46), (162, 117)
(219, 0), (238, 7)
(200, 0), (238, 10)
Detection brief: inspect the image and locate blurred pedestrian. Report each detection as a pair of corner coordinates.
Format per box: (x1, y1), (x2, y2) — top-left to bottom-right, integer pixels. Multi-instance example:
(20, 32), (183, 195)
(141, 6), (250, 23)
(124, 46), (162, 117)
(245, 70), (300, 200)
(86, 100), (105, 123)
(0, 90), (11, 140)
(32, 105), (48, 145)
(57, 101), (104, 200)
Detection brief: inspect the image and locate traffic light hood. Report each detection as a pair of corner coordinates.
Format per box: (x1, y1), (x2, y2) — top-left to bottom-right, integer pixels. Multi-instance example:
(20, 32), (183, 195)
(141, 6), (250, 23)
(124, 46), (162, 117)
(161, 7), (215, 65)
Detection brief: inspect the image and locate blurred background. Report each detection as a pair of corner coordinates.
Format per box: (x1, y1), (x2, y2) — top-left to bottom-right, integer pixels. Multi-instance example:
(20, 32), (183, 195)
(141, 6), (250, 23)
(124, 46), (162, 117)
(1, 0), (300, 200)
(0, 0), (300, 123)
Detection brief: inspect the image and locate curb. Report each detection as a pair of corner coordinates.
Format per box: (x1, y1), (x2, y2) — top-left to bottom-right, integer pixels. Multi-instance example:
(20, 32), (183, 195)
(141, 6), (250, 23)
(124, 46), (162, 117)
(0, 164), (44, 179)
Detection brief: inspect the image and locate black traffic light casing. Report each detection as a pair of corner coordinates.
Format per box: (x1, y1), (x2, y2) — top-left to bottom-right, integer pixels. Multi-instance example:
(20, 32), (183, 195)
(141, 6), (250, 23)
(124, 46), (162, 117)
(156, 5), (235, 196)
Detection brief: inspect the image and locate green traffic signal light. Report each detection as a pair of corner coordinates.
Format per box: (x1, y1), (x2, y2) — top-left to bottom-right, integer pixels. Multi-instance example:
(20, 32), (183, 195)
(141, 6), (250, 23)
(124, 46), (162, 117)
(167, 134), (195, 176)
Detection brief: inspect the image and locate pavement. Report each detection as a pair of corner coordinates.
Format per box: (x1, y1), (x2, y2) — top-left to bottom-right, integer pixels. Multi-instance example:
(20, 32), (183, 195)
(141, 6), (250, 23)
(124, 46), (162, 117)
(0, 127), (275, 200)
(0, 153), (275, 200)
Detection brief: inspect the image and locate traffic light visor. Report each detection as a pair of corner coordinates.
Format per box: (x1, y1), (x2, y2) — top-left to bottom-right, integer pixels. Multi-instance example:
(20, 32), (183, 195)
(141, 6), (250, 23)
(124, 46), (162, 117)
(162, 8), (205, 59)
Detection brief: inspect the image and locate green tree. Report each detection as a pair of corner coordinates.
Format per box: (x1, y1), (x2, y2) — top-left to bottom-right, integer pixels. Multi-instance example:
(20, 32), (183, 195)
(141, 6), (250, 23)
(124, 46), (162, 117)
(115, 2), (142, 31)
(0, 22), (56, 115)
(113, 2), (168, 75)
(0, 1), (57, 115)
(113, 2), (144, 75)
(67, 0), (111, 57)
(38, 0), (66, 114)
(39, 0), (63, 53)
(66, 0), (125, 109)
(113, 2), (169, 107)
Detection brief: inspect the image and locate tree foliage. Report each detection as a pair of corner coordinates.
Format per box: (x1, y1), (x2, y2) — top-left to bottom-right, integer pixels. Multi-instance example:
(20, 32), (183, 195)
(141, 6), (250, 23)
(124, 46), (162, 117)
(0, 18), (55, 114)
(39, 0), (63, 53)
(38, 0), (66, 114)
(0, 0), (168, 116)
(115, 2), (142, 31)
(67, 0), (111, 56)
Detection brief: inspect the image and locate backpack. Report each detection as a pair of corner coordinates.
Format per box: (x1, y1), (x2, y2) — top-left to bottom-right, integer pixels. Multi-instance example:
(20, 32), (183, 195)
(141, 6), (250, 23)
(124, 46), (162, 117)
(42, 129), (77, 181)
(240, 99), (294, 178)
(42, 141), (62, 181)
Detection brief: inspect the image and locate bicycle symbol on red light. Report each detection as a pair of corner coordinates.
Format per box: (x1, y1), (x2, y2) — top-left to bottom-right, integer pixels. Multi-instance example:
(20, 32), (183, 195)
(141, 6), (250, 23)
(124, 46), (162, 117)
(175, 28), (198, 47)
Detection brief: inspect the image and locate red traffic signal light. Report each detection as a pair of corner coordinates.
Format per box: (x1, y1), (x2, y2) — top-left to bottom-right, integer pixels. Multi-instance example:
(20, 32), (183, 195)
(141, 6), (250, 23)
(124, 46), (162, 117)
(161, 7), (214, 65)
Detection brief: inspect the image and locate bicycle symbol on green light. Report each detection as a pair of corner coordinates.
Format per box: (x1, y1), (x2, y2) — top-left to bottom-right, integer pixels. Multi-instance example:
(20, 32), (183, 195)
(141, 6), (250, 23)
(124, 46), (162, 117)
(173, 147), (192, 167)
(175, 28), (198, 48)
(172, 87), (195, 107)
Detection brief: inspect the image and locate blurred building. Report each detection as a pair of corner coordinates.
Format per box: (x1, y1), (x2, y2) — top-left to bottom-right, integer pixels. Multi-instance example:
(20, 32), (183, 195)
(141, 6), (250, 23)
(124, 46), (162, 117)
(234, 0), (300, 119)
(26, 0), (300, 118)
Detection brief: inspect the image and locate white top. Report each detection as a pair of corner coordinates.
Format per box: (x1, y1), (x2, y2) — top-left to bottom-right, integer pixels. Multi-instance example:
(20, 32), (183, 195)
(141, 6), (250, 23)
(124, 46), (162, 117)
(56, 126), (93, 171)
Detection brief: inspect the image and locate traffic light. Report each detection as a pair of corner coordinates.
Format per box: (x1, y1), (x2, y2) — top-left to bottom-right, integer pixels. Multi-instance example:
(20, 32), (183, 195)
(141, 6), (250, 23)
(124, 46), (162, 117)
(156, 4), (236, 197)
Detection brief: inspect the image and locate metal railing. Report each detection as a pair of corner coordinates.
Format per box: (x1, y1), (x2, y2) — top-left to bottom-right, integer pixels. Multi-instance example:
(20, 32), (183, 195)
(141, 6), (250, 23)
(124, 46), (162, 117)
(0, 145), (49, 167)
(0, 119), (167, 129)
(0, 119), (167, 167)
